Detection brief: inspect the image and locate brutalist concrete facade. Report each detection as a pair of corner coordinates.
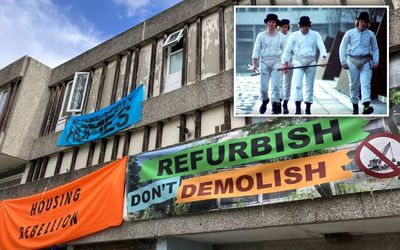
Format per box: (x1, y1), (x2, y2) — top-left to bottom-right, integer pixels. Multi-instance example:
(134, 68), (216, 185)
(1, 0), (400, 249)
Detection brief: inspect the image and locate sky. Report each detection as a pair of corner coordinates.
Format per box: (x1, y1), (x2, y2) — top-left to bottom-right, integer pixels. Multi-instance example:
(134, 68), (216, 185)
(0, 0), (182, 69)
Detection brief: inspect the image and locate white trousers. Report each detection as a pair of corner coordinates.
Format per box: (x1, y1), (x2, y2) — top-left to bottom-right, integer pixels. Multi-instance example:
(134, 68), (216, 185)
(292, 59), (317, 103)
(281, 65), (293, 101)
(260, 58), (282, 102)
(347, 60), (372, 104)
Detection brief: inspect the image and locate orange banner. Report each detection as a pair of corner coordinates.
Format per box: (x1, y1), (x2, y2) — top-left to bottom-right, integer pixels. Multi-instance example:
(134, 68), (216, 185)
(0, 157), (127, 250)
(177, 151), (352, 203)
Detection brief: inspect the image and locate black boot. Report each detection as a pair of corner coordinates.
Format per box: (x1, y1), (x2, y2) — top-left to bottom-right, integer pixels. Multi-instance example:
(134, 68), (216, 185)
(272, 102), (279, 115)
(295, 101), (302, 115)
(305, 102), (312, 115)
(277, 102), (282, 114)
(283, 100), (289, 114)
(352, 103), (359, 114)
(259, 99), (270, 114)
(362, 101), (374, 114)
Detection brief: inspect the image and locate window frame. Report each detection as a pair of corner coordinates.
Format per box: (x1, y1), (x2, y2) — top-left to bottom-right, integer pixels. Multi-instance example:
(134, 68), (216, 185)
(0, 89), (9, 116)
(163, 29), (184, 48)
(66, 72), (90, 113)
(55, 81), (73, 132)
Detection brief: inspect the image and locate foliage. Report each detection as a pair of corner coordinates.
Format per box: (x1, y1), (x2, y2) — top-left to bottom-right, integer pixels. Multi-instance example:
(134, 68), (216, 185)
(389, 88), (400, 106)
(173, 202), (191, 216)
(286, 190), (314, 201)
(336, 182), (369, 194)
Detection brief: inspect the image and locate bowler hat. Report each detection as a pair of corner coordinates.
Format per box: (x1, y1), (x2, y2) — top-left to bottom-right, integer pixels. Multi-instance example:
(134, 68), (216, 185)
(279, 19), (290, 26)
(356, 12), (370, 21)
(264, 13), (279, 24)
(298, 16), (311, 26)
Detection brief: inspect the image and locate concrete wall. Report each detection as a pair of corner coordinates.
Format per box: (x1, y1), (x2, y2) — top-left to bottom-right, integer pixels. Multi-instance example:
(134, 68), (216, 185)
(75, 145), (90, 170)
(115, 54), (128, 102)
(100, 60), (116, 108)
(92, 142), (101, 166)
(0, 56), (26, 87)
(48, 0), (230, 85)
(60, 150), (73, 174)
(127, 51), (137, 94)
(390, 52), (400, 89)
(44, 154), (58, 178)
(185, 113), (196, 141)
(148, 125), (157, 151)
(85, 67), (102, 114)
(137, 44), (152, 97)
(154, 38), (164, 97)
(0, 58), (51, 160)
(129, 129), (144, 155)
(230, 102), (246, 129)
(117, 134), (125, 158)
(161, 117), (180, 147)
(201, 105), (225, 136)
(201, 11), (220, 81)
(104, 138), (113, 163)
(224, 6), (234, 71)
(216, 234), (400, 250)
(346, 0), (385, 4)
(187, 22), (197, 85)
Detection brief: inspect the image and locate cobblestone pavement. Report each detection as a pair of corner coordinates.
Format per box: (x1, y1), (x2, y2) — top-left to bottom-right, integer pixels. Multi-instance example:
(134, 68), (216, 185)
(234, 75), (387, 117)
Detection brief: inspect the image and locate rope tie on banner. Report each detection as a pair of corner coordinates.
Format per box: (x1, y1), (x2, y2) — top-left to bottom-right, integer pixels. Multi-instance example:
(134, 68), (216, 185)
(41, 187), (48, 201)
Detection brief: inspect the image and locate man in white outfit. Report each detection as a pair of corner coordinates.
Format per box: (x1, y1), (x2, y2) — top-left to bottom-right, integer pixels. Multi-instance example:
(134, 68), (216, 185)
(252, 13), (286, 115)
(282, 16), (327, 115)
(339, 12), (379, 115)
(279, 19), (293, 114)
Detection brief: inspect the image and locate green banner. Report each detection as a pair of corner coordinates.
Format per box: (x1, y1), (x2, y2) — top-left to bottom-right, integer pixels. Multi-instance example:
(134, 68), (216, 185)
(139, 118), (369, 182)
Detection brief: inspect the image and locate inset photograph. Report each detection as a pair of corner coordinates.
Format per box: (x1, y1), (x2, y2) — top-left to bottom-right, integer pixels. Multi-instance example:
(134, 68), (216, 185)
(234, 6), (389, 117)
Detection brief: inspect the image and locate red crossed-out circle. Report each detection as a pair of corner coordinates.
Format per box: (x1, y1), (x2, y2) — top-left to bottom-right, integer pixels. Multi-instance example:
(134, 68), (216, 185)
(355, 132), (400, 179)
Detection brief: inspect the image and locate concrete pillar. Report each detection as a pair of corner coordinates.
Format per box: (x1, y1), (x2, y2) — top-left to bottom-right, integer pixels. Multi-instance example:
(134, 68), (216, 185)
(156, 237), (213, 250)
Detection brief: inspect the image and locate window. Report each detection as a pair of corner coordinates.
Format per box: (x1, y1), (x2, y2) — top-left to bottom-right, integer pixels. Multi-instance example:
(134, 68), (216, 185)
(0, 89), (9, 116)
(163, 29), (183, 47)
(163, 29), (184, 93)
(55, 81), (73, 132)
(67, 72), (90, 112)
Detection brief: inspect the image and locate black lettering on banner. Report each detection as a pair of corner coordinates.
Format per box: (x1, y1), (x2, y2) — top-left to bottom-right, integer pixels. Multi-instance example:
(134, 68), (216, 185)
(313, 119), (342, 145)
(158, 158), (173, 176)
(190, 150), (203, 170)
(18, 211), (79, 240)
(284, 167), (302, 184)
(215, 178), (234, 194)
(229, 142), (249, 161)
(175, 154), (188, 173)
(251, 136), (272, 157)
(152, 185), (161, 199)
(207, 146), (224, 165)
(142, 190), (150, 203)
(275, 133), (285, 152)
(165, 181), (176, 193)
(116, 105), (131, 127)
(181, 184), (196, 199)
(131, 194), (140, 206)
(288, 127), (310, 149)
(236, 175), (254, 192)
(305, 162), (326, 181)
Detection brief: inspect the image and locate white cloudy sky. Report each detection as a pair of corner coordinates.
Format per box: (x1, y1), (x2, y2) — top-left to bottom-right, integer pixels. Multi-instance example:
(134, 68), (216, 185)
(0, 0), (181, 69)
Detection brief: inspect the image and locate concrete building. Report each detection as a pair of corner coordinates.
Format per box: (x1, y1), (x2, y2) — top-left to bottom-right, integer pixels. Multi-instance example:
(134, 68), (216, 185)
(1, 0), (400, 249)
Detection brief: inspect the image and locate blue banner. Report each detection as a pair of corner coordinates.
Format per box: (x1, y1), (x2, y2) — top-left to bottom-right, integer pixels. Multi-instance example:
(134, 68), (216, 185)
(127, 177), (181, 212)
(57, 85), (144, 146)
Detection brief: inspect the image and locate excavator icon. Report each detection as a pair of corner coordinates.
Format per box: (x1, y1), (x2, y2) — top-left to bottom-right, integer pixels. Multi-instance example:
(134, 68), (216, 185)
(367, 142), (400, 171)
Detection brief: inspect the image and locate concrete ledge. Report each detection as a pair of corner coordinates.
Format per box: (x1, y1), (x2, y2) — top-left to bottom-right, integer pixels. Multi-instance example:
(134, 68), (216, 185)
(70, 188), (400, 244)
(390, 8), (400, 51)
(0, 56), (27, 87)
(49, 0), (230, 85)
(29, 70), (233, 159)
